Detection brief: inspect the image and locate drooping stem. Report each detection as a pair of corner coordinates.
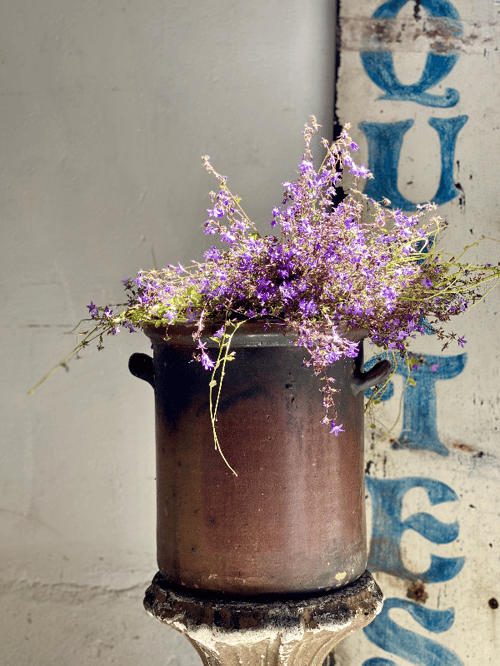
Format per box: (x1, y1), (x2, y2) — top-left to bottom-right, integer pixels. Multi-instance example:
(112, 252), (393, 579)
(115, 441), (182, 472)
(208, 320), (246, 476)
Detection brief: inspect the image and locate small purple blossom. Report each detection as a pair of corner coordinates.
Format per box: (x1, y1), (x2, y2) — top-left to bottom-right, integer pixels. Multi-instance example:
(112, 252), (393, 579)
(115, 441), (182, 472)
(299, 299), (318, 317)
(87, 302), (98, 318)
(200, 351), (215, 370)
(330, 423), (345, 436)
(204, 247), (222, 262)
(204, 221), (217, 234)
(220, 231), (236, 244)
(122, 320), (137, 333)
(298, 159), (313, 174)
(207, 206), (224, 218)
(349, 163), (370, 179)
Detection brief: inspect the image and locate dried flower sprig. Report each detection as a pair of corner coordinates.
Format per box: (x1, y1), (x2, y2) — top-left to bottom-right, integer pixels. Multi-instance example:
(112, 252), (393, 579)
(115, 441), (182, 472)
(30, 118), (500, 466)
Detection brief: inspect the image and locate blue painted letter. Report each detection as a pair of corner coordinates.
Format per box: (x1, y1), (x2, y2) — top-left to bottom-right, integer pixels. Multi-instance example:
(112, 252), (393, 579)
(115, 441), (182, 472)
(361, 0), (462, 107)
(366, 476), (465, 582)
(363, 598), (463, 665)
(359, 116), (468, 212)
(365, 352), (467, 455)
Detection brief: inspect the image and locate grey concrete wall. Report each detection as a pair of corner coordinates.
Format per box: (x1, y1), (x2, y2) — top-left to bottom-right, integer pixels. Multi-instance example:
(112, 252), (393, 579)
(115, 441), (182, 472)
(0, 1), (335, 664)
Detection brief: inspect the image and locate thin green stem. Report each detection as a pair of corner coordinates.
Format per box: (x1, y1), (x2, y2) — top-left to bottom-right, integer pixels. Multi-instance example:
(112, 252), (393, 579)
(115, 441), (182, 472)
(208, 320), (246, 476)
(27, 324), (105, 395)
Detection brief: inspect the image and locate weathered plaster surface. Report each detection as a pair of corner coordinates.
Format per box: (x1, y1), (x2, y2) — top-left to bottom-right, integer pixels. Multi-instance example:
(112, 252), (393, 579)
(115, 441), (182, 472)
(0, 579), (200, 666)
(1, 0), (335, 663)
(335, 1), (500, 664)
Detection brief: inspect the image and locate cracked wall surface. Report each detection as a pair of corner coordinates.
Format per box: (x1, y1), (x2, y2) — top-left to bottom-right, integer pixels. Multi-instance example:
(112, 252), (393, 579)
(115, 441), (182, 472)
(0, 580), (200, 666)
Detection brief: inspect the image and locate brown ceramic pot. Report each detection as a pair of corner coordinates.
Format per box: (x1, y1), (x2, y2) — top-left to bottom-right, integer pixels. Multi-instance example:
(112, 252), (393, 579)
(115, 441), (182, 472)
(129, 321), (390, 597)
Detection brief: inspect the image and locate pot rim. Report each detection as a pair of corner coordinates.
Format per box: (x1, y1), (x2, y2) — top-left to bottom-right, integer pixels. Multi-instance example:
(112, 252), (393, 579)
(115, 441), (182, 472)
(140, 319), (369, 348)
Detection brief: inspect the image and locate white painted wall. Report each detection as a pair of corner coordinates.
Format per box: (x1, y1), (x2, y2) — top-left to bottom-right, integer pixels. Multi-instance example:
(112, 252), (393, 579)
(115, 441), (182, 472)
(0, 1), (335, 664)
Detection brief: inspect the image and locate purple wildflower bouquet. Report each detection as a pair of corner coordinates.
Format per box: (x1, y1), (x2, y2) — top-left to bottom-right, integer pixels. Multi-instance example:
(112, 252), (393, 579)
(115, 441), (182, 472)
(32, 117), (500, 448)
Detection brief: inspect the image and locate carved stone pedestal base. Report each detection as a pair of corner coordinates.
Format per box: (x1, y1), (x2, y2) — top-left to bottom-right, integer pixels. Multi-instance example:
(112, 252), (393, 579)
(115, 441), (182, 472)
(144, 570), (383, 666)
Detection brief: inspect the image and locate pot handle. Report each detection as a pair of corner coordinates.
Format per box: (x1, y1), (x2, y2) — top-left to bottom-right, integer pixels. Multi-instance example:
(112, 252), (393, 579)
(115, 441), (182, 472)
(351, 359), (392, 395)
(129, 353), (155, 388)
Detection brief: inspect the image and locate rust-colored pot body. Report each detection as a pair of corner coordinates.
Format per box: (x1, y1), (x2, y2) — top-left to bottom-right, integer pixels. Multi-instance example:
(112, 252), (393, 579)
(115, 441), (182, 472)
(130, 322), (389, 597)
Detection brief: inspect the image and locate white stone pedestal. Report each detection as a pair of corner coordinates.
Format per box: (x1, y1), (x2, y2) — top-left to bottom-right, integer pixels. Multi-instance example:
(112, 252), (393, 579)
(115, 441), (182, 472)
(144, 570), (383, 666)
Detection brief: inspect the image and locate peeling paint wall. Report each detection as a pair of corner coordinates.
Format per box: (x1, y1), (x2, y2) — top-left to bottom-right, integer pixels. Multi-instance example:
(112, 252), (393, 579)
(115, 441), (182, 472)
(335, 1), (500, 664)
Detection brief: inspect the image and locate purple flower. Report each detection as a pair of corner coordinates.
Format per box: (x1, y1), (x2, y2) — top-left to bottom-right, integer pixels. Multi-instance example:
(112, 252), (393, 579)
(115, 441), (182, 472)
(299, 299), (317, 317)
(220, 231), (236, 244)
(204, 247), (222, 262)
(122, 320), (137, 333)
(200, 352), (215, 370)
(325, 350), (342, 363)
(207, 206), (224, 218)
(349, 163), (370, 178)
(381, 286), (396, 305)
(204, 221), (217, 234)
(298, 160), (313, 174)
(279, 283), (297, 302)
(330, 423), (345, 436)
(87, 302), (98, 318)
(298, 218), (312, 234)
(162, 310), (177, 323)
(342, 153), (353, 167)
(431, 364), (439, 372)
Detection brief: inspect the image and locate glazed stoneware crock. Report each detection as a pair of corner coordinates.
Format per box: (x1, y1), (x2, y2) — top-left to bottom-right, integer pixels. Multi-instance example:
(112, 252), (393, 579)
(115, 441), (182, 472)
(129, 321), (390, 597)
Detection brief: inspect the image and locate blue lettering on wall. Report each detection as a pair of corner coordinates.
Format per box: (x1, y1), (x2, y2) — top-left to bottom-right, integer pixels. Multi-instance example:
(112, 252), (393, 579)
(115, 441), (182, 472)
(361, 0), (462, 107)
(362, 598), (463, 665)
(365, 352), (467, 455)
(353, 0), (468, 662)
(366, 476), (465, 582)
(359, 116), (468, 211)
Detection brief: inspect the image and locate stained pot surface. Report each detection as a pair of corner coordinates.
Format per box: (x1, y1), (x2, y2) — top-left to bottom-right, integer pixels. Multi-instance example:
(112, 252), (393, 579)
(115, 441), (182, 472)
(142, 322), (369, 596)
